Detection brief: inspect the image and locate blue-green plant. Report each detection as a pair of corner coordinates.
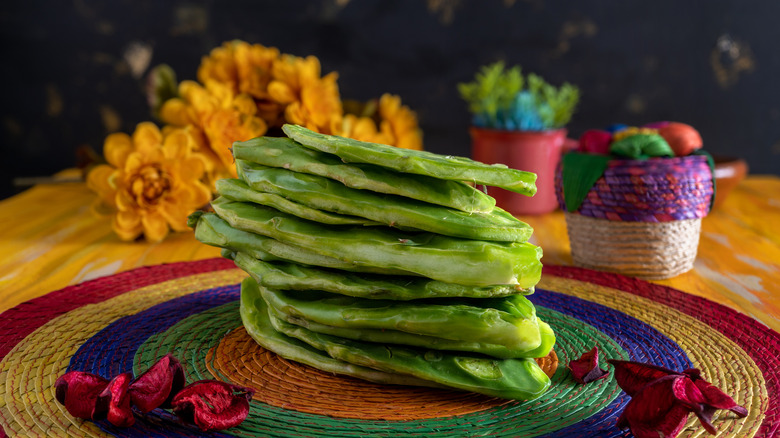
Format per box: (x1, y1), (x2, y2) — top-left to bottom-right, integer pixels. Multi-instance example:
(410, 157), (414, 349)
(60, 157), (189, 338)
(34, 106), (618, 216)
(458, 61), (579, 131)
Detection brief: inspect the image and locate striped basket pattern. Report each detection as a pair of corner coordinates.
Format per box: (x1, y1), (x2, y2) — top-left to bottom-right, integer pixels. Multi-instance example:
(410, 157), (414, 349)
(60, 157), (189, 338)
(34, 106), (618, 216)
(555, 155), (714, 279)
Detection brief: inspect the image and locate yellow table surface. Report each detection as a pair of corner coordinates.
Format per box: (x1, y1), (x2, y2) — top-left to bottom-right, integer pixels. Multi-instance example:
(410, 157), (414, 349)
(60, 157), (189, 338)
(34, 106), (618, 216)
(1, 173), (778, 333)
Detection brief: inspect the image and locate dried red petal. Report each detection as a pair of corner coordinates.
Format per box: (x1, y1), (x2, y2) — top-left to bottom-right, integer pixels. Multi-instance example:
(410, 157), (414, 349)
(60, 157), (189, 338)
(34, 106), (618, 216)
(693, 379), (748, 416)
(608, 359), (682, 396)
(619, 375), (690, 438)
(677, 377), (748, 433)
(94, 372), (135, 427)
(172, 380), (254, 431)
(567, 346), (609, 384)
(610, 360), (749, 437)
(54, 371), (109, 419)
(129, 354), (186, 412)
(672, 375), (719, 434)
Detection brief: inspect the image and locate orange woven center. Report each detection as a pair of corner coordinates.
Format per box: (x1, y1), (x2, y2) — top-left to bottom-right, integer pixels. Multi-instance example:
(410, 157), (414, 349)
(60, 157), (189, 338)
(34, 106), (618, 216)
(208, 327), (558, 421)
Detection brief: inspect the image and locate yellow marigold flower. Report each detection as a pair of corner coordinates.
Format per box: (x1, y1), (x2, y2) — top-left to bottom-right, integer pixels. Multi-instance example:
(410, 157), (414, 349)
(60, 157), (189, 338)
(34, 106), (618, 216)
(86, 122), (212, 242)
(197, 40), (284, 128)
(339, 113), (394, 145)
(197, 40), (280, 101)
(377, 93), (423, 150)
(338, 94), (423, 150)
(268, 55), (343, 134)
(160, 79), (267, 183)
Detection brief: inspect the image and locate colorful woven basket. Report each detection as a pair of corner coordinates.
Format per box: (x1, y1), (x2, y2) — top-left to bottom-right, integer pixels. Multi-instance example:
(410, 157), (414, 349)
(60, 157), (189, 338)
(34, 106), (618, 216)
(1, 259), (778, 437)
(556, 154), (714, 279)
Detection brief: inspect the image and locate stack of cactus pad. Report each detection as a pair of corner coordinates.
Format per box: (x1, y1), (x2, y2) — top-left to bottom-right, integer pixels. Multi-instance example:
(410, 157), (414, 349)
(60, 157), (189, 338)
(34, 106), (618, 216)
(188, 124), (554, 400)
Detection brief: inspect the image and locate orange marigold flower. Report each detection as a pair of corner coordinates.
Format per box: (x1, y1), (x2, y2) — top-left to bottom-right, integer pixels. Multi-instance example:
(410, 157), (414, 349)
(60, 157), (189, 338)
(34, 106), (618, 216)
(268, 55), (343, 134)
(159, 79), (267, 183)
(338, 94), (423, 150)
(86, 123), (212, 242)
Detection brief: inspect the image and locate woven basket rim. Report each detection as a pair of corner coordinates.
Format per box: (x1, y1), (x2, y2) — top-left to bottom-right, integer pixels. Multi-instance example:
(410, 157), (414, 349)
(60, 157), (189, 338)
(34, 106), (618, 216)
(555, 154), (714, 222)
(603, 154), (708, 166)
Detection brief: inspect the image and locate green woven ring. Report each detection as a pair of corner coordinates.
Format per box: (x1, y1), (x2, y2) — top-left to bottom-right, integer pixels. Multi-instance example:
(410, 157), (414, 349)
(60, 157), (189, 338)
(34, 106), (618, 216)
(134, 302), (627, 437)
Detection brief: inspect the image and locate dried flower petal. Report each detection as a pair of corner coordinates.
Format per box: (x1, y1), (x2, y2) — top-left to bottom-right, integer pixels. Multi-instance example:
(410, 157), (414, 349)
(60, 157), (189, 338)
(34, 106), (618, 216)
(693, 378), (748, 416)
(674, 375), (748, 434)
(129, 354), (186, 412)
(94, 372), (135, 428)
(54, 371), (110, 419)
(619, 375), (691, 438)
(608, 360), (748, 438)
(567, 346), (609, 384)
(609, 359), (680, 396)
(172, 380), (254, 431)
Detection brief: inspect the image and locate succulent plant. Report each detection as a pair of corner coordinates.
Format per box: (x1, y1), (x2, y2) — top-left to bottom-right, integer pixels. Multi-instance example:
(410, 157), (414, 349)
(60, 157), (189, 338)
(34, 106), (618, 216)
(458, 61), (580, 131)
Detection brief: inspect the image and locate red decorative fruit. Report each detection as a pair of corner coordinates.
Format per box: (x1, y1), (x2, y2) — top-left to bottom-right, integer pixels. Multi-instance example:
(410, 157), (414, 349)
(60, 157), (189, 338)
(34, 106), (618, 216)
(658, 122), (703, 156)
(578, 129), (613, 155)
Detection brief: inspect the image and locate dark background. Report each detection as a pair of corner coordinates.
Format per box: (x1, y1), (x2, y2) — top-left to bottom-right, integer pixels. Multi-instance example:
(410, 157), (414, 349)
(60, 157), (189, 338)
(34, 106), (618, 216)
(1, 0), (778, 200)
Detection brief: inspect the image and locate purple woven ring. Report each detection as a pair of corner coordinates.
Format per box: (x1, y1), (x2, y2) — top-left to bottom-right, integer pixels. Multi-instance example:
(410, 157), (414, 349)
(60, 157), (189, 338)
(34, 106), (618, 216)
(555, 155), (714, 222)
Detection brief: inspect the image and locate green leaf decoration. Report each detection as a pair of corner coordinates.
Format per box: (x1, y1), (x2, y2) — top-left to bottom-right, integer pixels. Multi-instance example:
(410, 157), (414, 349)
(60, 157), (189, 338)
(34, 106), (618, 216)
(609, 134), (673, 159)
(458, 62), (579, 130)
(561, 153), (611, 213)
(457, 61), (523, 128)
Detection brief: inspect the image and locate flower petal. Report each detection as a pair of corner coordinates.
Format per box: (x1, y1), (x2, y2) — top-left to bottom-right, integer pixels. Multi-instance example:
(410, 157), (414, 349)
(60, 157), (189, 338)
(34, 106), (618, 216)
(115, 209), (141, 229)
(693, 378), (748, 415)
(158, 199), (190, 232)
(685, 377), (748, 433)
(113, 210), (143, 241)
(233, 93), (258, 115)
(161, 128), (190, 160)
(172, 380), (254, 432)
(129, 354), (186, 412)
(94, 372), (134, 427)
(568, 346), (609, 384)
(671, 376), (718, 434)
(132, 122), (163, 155)
(611, 361), (748, 437)
(86, 165), (118, 205)
(608, 359), (681, 397)
(124, 151), (145, 175)
(178, 155), (207, 182)
(141, 210), (170, 242)
(103, 133), (133, 168)
(268, 81), (296, 104)
(54, 371), (109, 419)
(115, 187), (137, 212)
(619, 375), (690, 438)
(159, 98), (192, 127)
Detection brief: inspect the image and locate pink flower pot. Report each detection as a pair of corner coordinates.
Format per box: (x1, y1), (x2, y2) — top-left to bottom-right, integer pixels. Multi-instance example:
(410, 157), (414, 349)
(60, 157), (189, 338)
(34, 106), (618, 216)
(470, 127), (567, 215)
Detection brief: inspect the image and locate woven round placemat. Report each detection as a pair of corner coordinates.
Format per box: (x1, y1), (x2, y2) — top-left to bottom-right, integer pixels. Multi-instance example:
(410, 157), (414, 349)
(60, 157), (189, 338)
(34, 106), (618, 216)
(1, 258), (778, 437)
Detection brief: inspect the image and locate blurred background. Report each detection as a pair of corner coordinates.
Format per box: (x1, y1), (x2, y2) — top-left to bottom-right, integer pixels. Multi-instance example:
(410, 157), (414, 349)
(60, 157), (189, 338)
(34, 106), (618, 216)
(1, 0), (778, 200)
